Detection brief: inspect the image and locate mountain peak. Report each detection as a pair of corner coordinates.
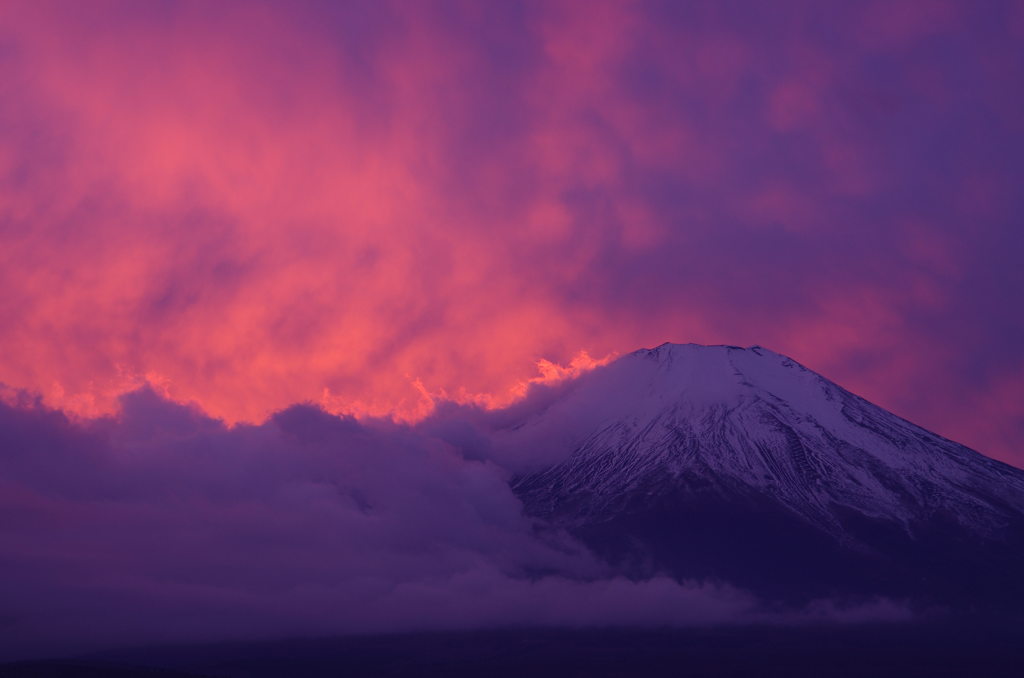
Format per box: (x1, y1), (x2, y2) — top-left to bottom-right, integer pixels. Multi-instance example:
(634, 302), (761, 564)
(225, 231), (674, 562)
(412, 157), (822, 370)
(609, 342), (826, 417)
(511, 341), (1024, 606)
(633, 341), (776, 353)
(627, 342), (798, 375)
(632, 342), (756, 358)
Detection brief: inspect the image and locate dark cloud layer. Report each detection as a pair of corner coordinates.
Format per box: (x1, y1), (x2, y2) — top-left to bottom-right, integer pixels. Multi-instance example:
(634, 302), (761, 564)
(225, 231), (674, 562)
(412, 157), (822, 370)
(0, 388), (909, 661)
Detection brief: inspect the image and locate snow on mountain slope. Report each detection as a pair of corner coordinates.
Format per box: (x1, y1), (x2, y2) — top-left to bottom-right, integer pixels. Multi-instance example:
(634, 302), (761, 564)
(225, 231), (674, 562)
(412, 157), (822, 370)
(510, 343), (1024, 539)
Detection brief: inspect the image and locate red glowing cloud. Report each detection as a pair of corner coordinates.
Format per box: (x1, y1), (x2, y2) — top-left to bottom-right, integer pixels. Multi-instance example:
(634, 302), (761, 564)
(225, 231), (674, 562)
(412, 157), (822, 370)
(1, 1), (1022, 464)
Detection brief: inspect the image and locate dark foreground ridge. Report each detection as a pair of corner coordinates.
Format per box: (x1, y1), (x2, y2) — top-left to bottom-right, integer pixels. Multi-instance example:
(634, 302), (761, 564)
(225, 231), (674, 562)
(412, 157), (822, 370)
(4, 625), (1024, 678)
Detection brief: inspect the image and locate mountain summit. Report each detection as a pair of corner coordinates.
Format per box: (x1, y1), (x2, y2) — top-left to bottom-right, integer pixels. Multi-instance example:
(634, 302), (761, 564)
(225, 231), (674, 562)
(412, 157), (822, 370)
(511, 343), (1024, 608)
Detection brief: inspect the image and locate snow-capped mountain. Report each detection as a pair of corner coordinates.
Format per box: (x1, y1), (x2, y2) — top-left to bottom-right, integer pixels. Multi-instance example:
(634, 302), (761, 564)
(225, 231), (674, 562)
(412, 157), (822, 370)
(509, 344), (1024, 606)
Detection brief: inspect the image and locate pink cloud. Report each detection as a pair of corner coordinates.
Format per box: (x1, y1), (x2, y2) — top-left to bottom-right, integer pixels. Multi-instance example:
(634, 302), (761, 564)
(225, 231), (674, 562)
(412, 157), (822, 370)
(0, 0), (1021, 468)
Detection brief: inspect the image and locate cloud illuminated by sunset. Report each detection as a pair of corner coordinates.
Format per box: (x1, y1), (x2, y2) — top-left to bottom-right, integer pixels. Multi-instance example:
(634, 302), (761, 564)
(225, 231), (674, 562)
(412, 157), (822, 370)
(1, 0), (1022, 465)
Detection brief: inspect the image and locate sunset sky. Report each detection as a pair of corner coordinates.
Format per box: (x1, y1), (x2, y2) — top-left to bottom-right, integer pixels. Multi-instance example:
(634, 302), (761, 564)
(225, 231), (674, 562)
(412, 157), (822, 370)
(2, 0), (1022, 466)
(4, 0), (1024, 663)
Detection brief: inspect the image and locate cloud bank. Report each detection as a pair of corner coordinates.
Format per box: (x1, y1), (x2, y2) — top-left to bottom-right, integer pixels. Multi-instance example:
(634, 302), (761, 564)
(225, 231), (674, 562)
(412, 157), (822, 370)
(0, 388), (910, 661)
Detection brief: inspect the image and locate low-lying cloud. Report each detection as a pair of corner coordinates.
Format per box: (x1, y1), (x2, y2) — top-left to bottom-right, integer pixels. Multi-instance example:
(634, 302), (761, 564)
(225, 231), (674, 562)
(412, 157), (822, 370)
(0, 387), (910, 661)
